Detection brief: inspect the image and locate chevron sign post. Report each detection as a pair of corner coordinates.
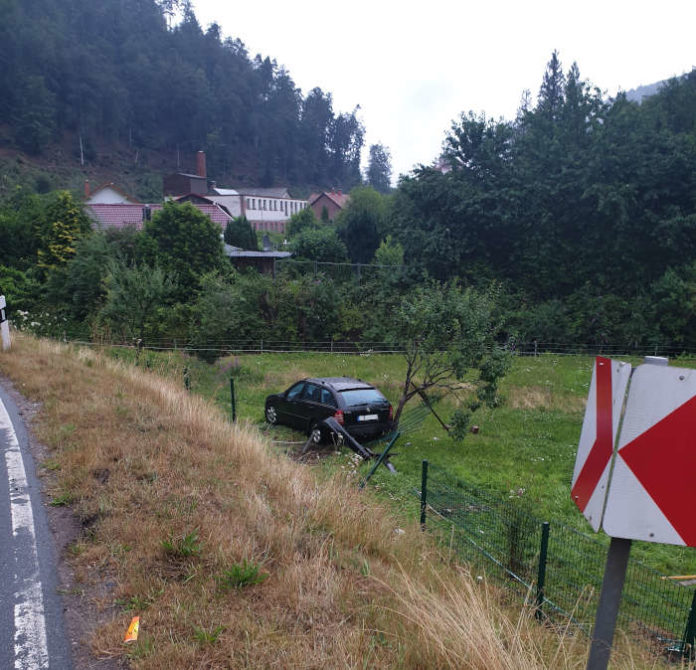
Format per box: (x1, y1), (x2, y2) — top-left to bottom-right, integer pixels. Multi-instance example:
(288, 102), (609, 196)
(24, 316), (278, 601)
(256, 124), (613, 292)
(0, 295), (10, 351)
(574, 356), (696, 669)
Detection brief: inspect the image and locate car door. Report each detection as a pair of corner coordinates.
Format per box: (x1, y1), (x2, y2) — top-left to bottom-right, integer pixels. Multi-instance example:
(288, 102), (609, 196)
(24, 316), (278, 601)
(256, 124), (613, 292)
(277, 381), (306, 427)
(300, 383), (336, 429)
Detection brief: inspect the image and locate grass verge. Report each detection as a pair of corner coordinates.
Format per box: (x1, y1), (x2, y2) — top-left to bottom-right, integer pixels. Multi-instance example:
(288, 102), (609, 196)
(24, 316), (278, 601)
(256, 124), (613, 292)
(0, 334), (670, 668)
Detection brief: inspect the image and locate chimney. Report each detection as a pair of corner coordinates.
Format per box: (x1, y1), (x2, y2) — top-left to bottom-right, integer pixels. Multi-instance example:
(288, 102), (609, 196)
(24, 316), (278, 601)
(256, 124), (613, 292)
(196, 151), (207, 178)
(337, 189), (342, 196)
(84, 179), (90, 199)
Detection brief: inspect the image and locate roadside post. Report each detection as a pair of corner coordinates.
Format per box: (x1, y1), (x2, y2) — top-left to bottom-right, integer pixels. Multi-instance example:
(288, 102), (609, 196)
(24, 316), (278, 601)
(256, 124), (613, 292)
(573, 356), (696, 670)
(0, 296), (10, 351)
(230, 377), (237, 422)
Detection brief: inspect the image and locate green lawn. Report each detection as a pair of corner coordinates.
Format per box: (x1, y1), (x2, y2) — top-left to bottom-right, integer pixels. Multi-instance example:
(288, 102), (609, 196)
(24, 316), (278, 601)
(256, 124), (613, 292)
(103, 346), (696, 575)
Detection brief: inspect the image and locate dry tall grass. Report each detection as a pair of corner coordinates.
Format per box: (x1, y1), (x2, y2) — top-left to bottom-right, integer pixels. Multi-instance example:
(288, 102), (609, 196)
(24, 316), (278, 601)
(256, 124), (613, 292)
(0, 334), (665, 669)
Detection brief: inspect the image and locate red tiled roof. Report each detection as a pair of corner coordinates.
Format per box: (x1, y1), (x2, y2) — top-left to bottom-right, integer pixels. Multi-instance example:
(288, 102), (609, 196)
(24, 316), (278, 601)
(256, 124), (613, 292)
(87, 203), (233, 230)
(87, 204), (161, 229)
(308, 191), (350, 209)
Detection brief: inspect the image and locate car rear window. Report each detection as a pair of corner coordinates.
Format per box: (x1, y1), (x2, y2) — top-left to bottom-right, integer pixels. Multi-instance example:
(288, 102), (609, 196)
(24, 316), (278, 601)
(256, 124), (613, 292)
(339, 389), (386, 407)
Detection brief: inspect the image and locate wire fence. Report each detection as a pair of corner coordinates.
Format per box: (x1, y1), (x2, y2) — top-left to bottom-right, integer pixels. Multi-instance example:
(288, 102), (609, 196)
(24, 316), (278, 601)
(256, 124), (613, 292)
(12, 326), (696, 361)
(417, 462), (696, 658)
(273, 258), (406, 284)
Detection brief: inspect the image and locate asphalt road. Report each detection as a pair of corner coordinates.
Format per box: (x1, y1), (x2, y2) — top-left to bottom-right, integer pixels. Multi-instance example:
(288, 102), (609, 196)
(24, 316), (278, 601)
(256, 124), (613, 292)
(0, 384), (72, 670)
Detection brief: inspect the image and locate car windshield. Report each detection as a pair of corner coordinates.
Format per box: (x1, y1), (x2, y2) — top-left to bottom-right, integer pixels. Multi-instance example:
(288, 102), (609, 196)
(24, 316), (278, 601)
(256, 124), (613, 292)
(339, 388), (386, 407)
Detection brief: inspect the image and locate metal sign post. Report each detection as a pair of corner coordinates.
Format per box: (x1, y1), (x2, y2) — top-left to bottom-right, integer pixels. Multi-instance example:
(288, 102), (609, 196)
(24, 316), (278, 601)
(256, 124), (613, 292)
(0, 296), (10, 351)
(586, 537), (632, 669)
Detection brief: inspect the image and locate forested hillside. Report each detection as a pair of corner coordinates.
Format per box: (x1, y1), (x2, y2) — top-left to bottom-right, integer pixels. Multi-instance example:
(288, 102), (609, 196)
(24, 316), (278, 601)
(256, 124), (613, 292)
(389, 55), (696, 349)
(0, 0), (363, 189)
(3, 47), (696, 354)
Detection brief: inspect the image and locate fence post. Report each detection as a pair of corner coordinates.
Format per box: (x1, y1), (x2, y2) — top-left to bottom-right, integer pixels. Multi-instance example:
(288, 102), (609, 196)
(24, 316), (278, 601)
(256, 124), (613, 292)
(230, 377), (237, 422)
(420, 460), (429, 530)
(535, 521), (550, 621)
(681, 590), (696, 659)
(184, 366), (190, 392)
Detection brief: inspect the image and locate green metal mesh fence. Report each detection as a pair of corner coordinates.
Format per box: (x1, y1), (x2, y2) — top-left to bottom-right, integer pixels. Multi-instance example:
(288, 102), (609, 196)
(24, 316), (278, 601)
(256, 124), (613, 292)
(416, 462), (696, 657)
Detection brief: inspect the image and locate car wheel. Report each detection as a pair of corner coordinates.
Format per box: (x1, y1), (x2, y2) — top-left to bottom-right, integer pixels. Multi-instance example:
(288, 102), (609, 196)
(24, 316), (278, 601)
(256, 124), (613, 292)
(308, 422), (323, 445)
(265, 404), (278, 425)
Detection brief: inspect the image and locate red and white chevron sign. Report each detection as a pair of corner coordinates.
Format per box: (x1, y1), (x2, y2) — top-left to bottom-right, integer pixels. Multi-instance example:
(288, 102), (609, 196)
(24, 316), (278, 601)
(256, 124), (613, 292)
(571, 357), (632, 531)
(574, 357), (696, 546)
(603, 364), (696, 545)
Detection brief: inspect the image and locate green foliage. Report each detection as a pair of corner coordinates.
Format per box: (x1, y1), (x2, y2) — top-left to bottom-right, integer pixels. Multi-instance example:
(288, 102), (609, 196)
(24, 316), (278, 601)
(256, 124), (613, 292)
(274, 275), (342, 341)
(385, 280), (509, 431)
(161, 530), (202, 559)
(390, 53), (696, 342)
(0, 189), (44, 270)
(144, 201), (225, 296)
(0, 265), (41, 312)
(224, 216), (258, 250)
(45, 233), (112, 322)
(0, 0), (363, 187)
(365, 143), (392, 193)
(216, 559), (268, 591)
(286, 207), (319, 237)
(14, 75), (56, 154)
(374, 235), (404, 267)
(96, 261), (177, 341)
(193, 625), (225, 645)
(336, 187), (387, 264)
(35, 191), (92, 273)
(290, 226), (348, 262)
(191, 272), (273, 362)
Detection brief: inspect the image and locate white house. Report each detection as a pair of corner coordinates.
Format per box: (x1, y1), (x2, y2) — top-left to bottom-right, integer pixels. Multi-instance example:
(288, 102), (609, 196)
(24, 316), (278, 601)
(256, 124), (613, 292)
(84, 181), (140, 205)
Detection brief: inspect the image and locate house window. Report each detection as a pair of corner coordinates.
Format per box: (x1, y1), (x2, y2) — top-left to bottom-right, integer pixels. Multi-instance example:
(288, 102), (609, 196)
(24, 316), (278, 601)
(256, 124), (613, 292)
(252, 198), (256, 209)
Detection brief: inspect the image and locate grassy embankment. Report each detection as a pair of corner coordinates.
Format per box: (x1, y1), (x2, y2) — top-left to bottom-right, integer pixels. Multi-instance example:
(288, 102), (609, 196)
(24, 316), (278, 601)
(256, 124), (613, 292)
(103, 345), (696, 575)
(0, 333), (665, 669)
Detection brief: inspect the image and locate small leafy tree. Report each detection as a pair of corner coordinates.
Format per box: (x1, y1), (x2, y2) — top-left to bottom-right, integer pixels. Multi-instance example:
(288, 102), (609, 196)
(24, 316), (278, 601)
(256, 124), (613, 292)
(191, 272), (273, 362)
(96, 261), (177, 342)
(36, 191), (92, 273)
(374, 235), (404, 266)
(386, 281), (511, 435)
(224, 216), (258, 250)
(365, 142), (393, 193)
(286, 207), (319, 237)
(144, 201), (226, 296)
(290, 227), (348, 262)
(336, 186), (386, 264)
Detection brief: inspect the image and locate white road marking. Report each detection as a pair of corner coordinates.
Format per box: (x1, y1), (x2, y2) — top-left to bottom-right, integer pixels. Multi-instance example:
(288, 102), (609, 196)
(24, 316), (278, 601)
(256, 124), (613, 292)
(0, 398), (49, 669)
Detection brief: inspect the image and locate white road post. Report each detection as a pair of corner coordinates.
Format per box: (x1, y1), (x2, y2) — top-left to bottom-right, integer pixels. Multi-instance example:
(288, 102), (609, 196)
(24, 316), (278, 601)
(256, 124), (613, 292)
(0, 295), (11, 351)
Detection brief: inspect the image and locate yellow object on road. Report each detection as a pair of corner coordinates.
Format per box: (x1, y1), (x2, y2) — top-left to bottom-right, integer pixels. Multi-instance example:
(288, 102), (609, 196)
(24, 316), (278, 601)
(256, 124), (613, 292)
(124, 616), (140, 643)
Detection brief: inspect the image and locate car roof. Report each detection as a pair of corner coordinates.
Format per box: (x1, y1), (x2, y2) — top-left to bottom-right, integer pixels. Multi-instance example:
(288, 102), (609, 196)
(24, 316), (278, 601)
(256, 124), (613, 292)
(306, 377), (374, 392)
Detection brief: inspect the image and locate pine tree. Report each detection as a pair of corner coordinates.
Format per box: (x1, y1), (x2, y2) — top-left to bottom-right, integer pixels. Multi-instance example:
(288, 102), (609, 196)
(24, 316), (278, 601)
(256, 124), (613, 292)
(366, 143), (393, 193)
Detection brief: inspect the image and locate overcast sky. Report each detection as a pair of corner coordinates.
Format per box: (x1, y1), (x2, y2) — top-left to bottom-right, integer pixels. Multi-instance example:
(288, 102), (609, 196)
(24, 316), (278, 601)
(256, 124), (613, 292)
(192, 0), (695, 182)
